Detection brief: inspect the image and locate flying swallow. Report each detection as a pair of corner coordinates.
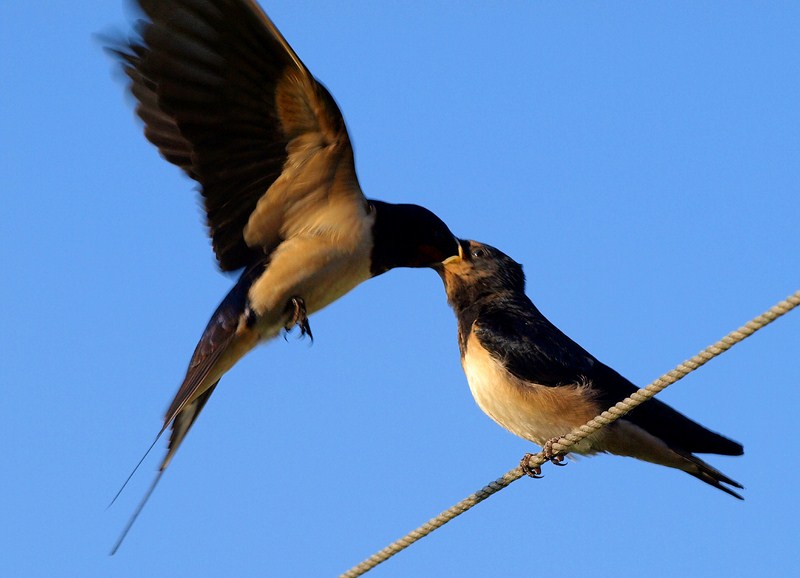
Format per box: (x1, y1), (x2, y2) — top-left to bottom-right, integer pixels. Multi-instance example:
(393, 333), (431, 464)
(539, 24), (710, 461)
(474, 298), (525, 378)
(435, 240), (744, 499)
(107, 0), (458, 550)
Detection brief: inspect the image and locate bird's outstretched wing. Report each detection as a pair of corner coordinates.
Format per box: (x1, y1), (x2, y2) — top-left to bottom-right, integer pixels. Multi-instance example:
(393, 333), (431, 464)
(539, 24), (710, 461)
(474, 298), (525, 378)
(110, 0), (363, 271)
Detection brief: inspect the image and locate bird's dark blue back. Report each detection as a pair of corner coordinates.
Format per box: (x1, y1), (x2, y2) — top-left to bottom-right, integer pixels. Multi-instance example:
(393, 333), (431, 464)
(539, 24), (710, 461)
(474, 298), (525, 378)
(473, 292), (742, 456)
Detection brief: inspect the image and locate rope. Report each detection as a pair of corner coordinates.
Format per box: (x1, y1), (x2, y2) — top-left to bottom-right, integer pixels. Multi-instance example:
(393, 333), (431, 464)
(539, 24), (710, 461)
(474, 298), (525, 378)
(339, 290), (800, 578)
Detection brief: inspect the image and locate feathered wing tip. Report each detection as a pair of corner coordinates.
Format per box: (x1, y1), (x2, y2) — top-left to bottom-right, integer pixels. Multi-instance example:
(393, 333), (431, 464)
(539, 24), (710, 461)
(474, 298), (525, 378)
(681, 452), (744, 500)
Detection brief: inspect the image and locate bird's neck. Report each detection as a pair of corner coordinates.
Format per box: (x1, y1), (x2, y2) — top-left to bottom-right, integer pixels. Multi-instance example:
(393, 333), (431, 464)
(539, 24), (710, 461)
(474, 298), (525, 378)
(449, 289), (518, 355)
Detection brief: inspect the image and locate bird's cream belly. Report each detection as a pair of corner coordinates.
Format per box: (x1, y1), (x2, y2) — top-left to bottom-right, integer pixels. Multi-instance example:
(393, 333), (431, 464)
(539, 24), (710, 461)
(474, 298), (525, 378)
(248, 234), (373, 333)
(462, 337), (602, 453)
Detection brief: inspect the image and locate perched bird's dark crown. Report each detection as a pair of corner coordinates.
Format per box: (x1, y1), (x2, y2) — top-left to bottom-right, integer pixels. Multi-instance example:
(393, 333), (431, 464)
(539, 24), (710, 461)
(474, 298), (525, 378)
(461, 241), (527, 293)
(437, 240), (527, 315)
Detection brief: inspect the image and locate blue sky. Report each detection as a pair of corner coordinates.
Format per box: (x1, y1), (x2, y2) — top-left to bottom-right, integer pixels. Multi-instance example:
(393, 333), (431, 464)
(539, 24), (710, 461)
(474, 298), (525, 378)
(2, 1), (798, 576)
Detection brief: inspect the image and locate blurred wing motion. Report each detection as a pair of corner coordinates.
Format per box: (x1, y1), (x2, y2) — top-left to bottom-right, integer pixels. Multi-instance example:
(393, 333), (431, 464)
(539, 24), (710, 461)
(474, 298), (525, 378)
(107, 0), (458, 553)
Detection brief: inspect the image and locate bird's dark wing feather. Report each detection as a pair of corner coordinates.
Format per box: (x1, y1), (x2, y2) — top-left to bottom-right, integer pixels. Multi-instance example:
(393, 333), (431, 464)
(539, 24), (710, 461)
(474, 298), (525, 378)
(473, 296), (597, 387)
(475, 295), (743, 456)
(589, 362), (743, 456)
(162, 258), (267, 434)
(161, 381), (219, 470)
(110, 0), (353, 270)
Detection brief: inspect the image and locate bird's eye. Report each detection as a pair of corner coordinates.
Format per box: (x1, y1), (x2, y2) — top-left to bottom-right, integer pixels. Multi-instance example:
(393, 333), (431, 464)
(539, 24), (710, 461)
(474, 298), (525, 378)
(471, 248), (486, 259)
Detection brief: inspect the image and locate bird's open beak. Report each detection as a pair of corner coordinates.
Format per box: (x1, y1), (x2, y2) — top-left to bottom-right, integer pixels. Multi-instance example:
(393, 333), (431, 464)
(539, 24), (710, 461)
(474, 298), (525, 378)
(441, 238), (465, 266)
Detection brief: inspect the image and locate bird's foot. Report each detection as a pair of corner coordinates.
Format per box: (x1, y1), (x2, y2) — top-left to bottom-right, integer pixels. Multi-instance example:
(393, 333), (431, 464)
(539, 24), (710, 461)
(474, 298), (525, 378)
(521, 437), (569, 478)
(284, 297), (313, 340)
(542, 437), (567, 466)
(519, 453), (543, 478)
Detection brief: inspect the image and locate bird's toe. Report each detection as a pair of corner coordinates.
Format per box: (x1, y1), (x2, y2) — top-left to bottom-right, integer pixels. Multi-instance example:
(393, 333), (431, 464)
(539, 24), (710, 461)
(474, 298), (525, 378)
(284, 296), (313, 340)
(542, 437), (568, 466)
(519, 453), (544, 478)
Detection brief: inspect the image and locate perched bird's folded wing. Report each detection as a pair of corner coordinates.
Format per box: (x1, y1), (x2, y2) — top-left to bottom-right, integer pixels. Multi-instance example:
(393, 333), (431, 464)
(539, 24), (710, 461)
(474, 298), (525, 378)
(474, 301), (742, 456)
(474, 302), (597, 387)
(589, 362), (744, 456)
(111, 0), (363, 271)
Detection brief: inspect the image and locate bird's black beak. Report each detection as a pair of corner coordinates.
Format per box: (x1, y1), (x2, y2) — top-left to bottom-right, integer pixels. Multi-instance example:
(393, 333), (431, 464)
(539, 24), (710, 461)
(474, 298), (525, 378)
(433, 233), (462, 264)
(369, 202), (460, 274)
(431, 237), (464, 272)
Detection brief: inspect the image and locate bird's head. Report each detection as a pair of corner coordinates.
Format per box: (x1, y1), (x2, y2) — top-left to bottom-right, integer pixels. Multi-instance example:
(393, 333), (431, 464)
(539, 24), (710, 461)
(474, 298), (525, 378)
(433, 239), (526, 307)
(369, 201), (460, 275)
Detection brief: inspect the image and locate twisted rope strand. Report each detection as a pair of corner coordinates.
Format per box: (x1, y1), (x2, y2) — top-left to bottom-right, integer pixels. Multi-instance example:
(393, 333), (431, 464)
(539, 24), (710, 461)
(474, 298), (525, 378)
(339, 291), (799, 578)
(550, 290), (800, 455)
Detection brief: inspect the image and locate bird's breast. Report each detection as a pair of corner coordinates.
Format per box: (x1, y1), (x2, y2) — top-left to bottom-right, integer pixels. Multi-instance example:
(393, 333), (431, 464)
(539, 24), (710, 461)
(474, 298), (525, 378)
(247, 218), (374, 334)
(461, 332), (603, 452)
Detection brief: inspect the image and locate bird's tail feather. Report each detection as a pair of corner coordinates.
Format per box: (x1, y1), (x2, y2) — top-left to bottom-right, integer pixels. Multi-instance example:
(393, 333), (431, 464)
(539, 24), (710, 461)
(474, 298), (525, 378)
(681, 452), (744, 500)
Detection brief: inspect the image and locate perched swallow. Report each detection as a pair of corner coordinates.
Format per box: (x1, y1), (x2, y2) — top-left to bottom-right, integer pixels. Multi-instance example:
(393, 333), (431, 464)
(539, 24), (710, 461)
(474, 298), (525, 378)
(436, 240), (744, 499)
(107, 0), (458, 550)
